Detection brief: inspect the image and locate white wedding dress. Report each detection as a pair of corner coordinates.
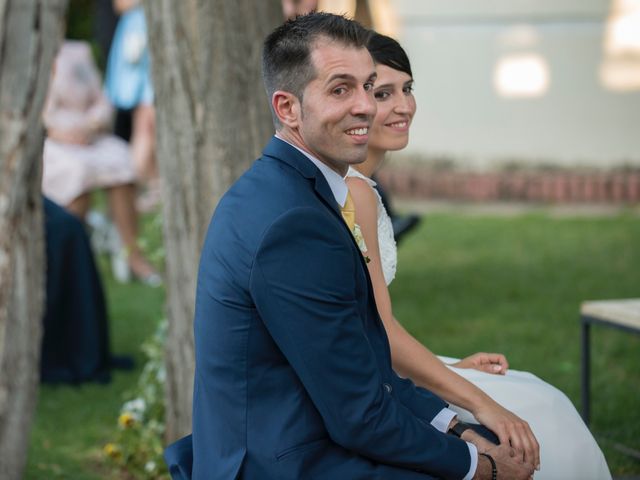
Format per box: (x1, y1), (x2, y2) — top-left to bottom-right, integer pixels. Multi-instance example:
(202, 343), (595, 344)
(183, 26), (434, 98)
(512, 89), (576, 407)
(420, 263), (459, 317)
(346, 168), (612, 480)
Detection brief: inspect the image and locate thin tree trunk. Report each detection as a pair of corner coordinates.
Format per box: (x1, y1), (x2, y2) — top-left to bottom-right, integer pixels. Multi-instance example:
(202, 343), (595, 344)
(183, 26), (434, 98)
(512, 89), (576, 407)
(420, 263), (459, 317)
(0, 1), (67, 478)
(354, 0), (373, 27)
(145, 0), (281, 441)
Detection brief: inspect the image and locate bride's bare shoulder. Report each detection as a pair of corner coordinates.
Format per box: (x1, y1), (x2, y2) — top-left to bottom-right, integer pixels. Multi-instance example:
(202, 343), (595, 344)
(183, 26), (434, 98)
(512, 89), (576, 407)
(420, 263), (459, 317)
(346, 175), (378, 224)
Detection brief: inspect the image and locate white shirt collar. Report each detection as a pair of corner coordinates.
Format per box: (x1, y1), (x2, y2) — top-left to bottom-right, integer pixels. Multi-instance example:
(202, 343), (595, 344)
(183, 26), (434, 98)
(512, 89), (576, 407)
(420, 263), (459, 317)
(275, 134), (349, 207)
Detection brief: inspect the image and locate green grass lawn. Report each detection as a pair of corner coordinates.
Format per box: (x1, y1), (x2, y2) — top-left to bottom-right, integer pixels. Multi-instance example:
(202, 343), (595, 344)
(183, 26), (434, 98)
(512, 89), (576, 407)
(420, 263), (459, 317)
(392, 211), (640, 475)
(27, 277), (165, 480)
(26, 210), (640, 478)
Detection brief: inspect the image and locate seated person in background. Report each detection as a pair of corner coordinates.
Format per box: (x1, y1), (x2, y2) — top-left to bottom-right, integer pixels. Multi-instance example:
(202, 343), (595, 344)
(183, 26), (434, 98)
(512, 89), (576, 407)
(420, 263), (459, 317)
(42, 40), (160, 285)
(41, 196), (132, 384)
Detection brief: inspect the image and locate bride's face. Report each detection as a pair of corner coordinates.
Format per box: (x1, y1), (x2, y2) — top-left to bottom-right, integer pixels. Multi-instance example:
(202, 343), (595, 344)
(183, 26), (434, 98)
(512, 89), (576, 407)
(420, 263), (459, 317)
(368, 64), (416, 153)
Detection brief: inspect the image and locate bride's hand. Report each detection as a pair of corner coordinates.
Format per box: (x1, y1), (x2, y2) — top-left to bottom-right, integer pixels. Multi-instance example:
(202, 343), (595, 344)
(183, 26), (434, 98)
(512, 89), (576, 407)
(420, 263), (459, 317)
(474, 403), (541, 472)
(451, 352), (509, 375)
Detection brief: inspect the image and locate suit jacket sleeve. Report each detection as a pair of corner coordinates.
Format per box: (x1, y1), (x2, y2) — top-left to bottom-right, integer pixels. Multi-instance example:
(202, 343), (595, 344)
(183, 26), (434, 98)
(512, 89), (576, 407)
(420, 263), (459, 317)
(391, 373), (455, 428)
(249, 207), (471, 479)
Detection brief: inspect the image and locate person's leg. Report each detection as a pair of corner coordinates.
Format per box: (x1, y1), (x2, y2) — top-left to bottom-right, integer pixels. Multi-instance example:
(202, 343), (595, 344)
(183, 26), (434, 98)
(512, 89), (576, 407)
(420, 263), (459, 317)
(65, 192), (92, 219)
(131, 104), (157, 181)
(106, 183), (160, 283)
(131, 104), (161, 211)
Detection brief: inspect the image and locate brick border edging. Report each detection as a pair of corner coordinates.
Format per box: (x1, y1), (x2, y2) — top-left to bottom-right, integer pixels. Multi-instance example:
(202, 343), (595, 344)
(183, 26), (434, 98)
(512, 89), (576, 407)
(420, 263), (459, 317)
(376, 169), (640, 203)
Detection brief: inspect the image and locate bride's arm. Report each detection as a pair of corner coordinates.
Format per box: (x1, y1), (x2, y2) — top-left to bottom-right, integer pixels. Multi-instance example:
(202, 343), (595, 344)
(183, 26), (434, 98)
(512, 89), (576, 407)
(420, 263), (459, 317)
(346, 176), (540, 468)
(346, 177), (495, 407)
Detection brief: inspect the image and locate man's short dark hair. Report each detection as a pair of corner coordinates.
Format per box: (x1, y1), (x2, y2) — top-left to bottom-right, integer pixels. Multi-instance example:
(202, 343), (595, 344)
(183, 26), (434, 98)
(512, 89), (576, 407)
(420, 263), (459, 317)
(262, 12), (371, 127)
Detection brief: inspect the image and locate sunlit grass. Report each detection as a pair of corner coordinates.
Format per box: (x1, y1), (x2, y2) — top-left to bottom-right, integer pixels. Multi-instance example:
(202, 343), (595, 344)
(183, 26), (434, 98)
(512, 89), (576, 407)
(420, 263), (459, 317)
(392, 212), (640, 475)
(26, 210), (640, 477)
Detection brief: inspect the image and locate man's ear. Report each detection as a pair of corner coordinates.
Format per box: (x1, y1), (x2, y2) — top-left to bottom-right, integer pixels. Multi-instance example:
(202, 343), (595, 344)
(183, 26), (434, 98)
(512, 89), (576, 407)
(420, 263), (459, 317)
(272, 91), (301, 129)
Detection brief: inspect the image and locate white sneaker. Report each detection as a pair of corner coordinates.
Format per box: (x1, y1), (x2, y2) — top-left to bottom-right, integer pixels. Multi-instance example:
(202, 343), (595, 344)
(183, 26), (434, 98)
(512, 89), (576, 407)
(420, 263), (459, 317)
(107, 227), (131, 283)
(111, 248), (131, 283)
(86, 210), (112, 254)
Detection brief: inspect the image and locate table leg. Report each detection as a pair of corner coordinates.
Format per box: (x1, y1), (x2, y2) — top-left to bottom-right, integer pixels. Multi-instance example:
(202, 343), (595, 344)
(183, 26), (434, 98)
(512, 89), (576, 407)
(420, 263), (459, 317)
(581, 317), (591, 426)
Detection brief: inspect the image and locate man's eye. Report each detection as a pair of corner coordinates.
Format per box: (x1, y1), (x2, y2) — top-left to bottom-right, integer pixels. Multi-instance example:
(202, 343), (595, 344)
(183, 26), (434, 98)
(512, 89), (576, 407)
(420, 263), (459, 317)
(333, 87), (347, 95)
(374, 90), (390, 100)
(364, 82), (374, 91)
(403, 85), (414, 94)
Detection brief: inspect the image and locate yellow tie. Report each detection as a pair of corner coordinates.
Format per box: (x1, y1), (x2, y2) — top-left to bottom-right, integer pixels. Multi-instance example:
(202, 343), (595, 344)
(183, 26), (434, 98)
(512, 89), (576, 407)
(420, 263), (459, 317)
(341, 191), (356, 231)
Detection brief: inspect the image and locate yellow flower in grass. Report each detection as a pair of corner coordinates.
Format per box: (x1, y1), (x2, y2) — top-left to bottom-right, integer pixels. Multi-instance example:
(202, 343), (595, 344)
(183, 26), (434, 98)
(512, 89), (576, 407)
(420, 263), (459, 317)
(118, 412), (136, 428)
(103, 443), (122, 459)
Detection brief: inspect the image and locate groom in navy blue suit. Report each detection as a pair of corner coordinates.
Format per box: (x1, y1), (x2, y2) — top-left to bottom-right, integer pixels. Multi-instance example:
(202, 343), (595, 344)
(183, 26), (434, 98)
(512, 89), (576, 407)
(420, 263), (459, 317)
(166, 12), (535, 480)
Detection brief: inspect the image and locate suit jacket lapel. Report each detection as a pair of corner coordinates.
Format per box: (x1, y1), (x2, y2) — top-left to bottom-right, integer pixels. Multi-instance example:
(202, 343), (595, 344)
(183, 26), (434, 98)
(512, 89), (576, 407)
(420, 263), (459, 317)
(263, 137), (383, 334)
(262, 136), (342, 219)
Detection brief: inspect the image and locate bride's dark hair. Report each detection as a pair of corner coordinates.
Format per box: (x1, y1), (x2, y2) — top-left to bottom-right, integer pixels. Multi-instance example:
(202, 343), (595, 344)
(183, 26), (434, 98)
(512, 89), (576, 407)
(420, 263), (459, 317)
(367, 32), (413, 78)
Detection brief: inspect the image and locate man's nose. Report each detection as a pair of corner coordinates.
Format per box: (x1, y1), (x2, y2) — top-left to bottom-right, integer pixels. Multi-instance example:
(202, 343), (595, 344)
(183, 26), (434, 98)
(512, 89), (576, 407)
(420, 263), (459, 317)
(352, 87), (377, 117)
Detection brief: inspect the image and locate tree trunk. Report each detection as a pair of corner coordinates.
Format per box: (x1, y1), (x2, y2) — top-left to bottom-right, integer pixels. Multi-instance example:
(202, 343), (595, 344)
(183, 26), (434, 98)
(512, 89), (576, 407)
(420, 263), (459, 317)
(354, 0), (373, 27)
(0, 1), (67, 478)
(145, 0), (282, 441)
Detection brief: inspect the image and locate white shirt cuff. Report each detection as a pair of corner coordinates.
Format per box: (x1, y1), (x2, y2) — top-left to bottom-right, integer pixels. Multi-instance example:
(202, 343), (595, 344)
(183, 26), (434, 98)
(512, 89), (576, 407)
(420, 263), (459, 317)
(463, 442), (478, 480)
(430, 407), (457, 432)
(430, 409), (477, 479)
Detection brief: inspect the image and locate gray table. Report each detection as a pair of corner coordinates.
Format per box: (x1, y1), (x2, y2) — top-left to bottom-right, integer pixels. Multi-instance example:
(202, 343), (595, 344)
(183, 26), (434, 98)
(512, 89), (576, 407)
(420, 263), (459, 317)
(580, 299), (640, 426)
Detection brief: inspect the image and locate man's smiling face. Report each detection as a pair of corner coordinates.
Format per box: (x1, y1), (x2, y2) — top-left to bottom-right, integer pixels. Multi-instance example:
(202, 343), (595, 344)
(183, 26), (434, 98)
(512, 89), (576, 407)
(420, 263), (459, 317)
(295, 38), (377, 176)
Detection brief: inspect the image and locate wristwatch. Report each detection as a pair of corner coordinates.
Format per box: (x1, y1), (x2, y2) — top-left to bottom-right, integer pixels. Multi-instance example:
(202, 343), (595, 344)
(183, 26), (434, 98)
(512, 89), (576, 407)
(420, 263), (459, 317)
(448, 420), (472, 438)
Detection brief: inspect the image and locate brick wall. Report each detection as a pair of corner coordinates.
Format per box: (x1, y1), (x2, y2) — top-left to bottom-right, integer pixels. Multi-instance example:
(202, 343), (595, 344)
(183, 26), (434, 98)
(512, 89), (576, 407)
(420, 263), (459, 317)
(376, 168), (640, 203)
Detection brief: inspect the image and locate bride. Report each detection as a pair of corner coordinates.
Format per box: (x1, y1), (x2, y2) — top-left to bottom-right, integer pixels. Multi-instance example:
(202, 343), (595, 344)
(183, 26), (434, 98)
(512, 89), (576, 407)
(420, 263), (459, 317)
(346, 31), (611, 480)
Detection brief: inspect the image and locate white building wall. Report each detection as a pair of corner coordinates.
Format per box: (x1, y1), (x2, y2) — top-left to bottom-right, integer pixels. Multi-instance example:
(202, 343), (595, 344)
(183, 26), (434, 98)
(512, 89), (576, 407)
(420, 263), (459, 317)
(390, 0), (640, 169)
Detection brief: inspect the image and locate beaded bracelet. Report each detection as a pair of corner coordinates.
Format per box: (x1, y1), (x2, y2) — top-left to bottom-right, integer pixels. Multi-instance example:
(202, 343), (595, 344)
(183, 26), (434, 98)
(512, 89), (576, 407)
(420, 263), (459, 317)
(479, 452), (497, 480)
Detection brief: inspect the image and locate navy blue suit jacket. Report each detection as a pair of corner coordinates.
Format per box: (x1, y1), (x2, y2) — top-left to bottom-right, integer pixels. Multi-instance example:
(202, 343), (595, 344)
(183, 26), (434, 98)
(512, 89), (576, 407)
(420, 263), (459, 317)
(186, 137), (471, 479)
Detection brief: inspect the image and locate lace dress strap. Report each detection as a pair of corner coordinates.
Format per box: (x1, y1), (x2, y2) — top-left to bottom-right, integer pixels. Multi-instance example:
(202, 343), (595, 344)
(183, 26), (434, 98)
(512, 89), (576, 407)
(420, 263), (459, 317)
(346, 168), (397, 285)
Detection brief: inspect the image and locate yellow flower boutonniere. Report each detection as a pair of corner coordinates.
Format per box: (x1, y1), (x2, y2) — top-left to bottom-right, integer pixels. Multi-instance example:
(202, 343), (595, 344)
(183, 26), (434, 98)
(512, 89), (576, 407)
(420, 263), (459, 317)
(352, 223), (370, 263)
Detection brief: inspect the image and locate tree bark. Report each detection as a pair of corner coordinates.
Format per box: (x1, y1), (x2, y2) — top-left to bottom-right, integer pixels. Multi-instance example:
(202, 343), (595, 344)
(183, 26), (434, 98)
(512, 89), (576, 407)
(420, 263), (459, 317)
(354, 0), (373, 27)
(0, 1), (67, 478)
(144, 0), (282, 441)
